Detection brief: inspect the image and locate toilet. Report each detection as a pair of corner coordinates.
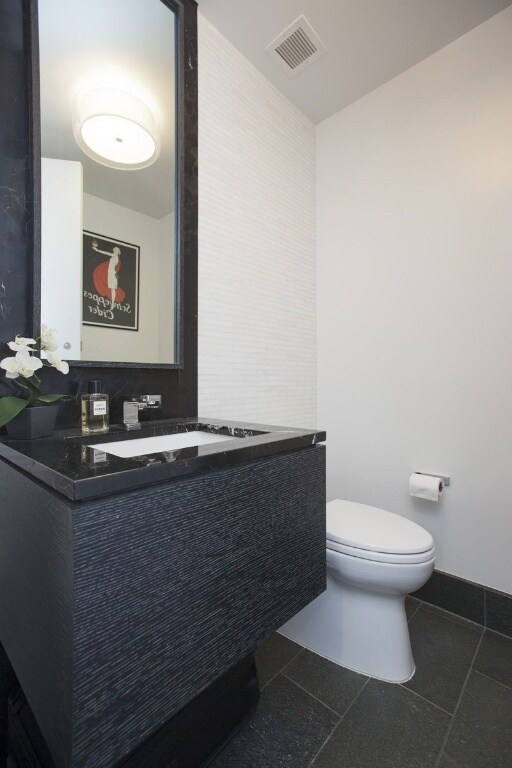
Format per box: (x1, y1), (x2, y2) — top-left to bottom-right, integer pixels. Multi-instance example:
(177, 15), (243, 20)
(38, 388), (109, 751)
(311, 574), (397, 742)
(280, 499), (435, 683)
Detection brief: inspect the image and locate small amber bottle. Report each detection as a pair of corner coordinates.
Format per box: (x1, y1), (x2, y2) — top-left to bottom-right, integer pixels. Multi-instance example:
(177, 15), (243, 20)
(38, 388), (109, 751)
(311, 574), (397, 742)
(81, 380), (109, 434)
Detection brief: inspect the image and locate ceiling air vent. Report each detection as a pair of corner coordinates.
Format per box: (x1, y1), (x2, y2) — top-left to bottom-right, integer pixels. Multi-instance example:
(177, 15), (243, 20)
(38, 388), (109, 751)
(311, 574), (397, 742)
(266, 16), (326, 76)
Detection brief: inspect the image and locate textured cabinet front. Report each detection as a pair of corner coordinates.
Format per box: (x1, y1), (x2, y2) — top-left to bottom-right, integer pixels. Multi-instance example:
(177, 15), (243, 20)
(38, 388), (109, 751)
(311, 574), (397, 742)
(0, 464), (73, 768)
(0, 446), (326, 768)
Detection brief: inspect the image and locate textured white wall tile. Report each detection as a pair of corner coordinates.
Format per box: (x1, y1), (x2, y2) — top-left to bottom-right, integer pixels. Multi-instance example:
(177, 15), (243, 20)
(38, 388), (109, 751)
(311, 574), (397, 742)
(198, 15), (316, 428)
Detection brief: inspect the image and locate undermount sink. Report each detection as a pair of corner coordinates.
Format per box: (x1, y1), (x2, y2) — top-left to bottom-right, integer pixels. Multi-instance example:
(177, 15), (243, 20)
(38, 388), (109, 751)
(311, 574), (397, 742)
(88, 431), (237, 458)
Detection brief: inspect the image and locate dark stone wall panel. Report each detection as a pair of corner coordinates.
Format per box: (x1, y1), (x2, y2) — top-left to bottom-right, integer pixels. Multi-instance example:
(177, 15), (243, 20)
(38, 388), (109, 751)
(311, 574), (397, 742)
(0, 0), (32, 344)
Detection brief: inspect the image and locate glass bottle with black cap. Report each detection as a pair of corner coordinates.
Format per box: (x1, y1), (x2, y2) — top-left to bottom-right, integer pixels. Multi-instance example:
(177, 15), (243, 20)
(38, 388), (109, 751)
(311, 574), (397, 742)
(81, 380), (109, 434)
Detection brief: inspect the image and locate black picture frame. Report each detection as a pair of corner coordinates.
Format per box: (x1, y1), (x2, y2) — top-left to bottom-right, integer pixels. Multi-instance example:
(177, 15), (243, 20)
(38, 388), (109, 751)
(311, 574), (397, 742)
(82, 231), (140, 332)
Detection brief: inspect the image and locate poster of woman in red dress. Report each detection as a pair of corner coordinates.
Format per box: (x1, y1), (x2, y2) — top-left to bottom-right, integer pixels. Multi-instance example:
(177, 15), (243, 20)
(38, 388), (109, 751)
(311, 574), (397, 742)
(82, 231), (139, 330)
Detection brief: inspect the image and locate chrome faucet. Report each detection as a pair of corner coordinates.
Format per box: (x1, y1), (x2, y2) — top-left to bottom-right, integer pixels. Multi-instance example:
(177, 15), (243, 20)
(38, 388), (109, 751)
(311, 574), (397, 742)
(123, 395), (162, 430)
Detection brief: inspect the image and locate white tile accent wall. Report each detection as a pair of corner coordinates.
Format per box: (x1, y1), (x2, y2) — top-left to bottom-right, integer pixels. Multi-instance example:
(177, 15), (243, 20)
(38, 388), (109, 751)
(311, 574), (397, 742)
(198, 15), (316, 428)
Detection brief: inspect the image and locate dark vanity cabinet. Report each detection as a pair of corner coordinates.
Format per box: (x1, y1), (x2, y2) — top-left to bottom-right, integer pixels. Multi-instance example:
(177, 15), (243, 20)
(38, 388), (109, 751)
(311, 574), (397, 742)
(0, 426), (326, 768)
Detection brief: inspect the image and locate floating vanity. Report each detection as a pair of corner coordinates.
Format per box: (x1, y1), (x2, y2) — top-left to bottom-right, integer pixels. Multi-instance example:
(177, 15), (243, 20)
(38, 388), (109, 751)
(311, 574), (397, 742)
(0, 419), (326, 768)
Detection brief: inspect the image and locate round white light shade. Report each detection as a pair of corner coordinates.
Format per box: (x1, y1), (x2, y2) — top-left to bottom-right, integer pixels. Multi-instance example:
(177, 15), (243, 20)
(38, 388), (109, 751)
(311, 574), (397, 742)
(73, 87), (160, 169)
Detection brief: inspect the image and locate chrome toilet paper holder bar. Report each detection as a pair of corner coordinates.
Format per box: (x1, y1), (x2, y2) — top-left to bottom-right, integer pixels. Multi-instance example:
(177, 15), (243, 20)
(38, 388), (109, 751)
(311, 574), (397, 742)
(414, 472), (451, 487)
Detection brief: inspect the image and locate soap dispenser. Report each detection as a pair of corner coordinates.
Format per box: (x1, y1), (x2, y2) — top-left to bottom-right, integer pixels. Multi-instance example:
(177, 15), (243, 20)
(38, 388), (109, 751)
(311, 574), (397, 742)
(81, 380), (109, 434)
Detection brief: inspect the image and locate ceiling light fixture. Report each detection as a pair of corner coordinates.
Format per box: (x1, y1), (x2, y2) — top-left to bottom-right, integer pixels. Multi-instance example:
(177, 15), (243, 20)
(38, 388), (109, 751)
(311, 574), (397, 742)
(72, 87), (159, 170)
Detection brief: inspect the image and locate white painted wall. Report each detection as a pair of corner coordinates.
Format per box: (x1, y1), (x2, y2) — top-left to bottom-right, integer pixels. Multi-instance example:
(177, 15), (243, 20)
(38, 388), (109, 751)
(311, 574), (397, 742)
(82, 194), (174, 364)
(41, 158), (82, 360)
(197, 15), (316, 428)
(317, 7), (512, 593)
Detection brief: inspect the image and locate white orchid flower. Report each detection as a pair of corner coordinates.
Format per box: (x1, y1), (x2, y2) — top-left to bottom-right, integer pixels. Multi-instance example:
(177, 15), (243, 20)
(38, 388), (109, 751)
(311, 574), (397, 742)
(7, 335), (37, 353)
(15, 350), (43, 378)
(0, 356), (22, 379)
(1, 350), (43, 379)
(40, 325), (59, 352)
(46, 352), (69, 375)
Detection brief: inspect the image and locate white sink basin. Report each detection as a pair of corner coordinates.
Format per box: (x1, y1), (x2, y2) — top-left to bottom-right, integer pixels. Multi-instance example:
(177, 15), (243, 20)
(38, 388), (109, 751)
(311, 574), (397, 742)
(88, 431), (236, 458)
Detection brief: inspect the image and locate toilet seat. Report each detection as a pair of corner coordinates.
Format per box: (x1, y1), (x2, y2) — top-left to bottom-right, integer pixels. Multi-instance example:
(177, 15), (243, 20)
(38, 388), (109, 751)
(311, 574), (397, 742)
(326, 538), (435, 564)
(326, 499), (435, 564)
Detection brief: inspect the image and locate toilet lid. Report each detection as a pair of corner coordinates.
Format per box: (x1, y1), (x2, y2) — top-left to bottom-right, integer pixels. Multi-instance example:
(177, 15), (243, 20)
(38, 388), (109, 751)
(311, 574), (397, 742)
(326, 499), (434, 555)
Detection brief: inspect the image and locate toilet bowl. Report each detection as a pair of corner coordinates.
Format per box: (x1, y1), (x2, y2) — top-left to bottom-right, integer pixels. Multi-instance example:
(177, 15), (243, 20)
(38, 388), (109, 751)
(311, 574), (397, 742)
(279, 499), (435, 683)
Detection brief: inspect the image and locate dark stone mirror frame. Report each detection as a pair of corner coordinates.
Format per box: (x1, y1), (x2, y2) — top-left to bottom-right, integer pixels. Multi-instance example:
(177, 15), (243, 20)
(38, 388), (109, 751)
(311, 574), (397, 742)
(0, 0), (198, 425)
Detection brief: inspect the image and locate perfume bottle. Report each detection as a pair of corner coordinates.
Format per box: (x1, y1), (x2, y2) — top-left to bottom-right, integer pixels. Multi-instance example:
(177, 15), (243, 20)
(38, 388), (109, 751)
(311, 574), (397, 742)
(81, 380), (109, 434)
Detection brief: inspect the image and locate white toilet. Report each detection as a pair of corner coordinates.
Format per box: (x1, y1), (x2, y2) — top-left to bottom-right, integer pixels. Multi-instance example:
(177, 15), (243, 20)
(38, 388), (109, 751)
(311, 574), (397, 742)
(280, 499), (435, 683)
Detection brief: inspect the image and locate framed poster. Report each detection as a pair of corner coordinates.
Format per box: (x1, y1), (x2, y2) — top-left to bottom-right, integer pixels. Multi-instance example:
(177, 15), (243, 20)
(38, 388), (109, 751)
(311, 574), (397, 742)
(82, 231), (139, 331)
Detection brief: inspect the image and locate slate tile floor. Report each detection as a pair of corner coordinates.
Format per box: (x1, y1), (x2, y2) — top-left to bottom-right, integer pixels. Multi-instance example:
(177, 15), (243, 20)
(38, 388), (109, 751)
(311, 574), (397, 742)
(209, 597), (512, 768)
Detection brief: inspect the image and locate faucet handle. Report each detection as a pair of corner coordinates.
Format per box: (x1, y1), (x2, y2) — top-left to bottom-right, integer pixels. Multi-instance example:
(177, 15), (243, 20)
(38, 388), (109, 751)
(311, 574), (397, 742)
(122, 394), (162, 430)
(140, 394), (162, 409)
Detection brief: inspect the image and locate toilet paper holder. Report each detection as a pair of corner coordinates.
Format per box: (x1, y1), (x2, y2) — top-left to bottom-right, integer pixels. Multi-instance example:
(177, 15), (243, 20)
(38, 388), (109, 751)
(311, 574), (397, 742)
(414, 472), (451, 487)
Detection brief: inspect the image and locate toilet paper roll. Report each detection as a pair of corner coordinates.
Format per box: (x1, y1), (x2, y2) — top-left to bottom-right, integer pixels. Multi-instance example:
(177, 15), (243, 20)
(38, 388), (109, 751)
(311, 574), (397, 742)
(409, 473), (444, 502)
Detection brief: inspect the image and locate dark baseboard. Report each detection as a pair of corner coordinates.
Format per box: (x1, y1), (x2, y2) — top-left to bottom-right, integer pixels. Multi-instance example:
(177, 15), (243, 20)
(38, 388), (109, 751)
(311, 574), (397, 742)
(412, 570), (512, 638)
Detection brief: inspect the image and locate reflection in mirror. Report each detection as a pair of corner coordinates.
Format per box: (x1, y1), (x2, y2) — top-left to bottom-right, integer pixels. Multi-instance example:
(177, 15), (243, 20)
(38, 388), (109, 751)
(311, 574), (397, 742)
(38, 0), (176, 365)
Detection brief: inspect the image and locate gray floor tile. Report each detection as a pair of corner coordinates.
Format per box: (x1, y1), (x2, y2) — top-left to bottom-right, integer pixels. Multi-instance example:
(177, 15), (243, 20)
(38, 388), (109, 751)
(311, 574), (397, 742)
(209, 674), (338, 768)
(438, 672), (512, 768)
(420, 602), (482, 628)
(473, 630), (512, 689)
(406, 595), (421, 620)
(283, 648), (368, 714)
(311, 679), (450, 768)
(254, 633), (302, 687)
(404, 604), (482, 713)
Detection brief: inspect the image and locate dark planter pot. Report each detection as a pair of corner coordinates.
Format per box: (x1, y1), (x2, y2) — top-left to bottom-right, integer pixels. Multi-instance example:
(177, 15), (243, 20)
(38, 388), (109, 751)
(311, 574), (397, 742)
(5, 404), (59, 440)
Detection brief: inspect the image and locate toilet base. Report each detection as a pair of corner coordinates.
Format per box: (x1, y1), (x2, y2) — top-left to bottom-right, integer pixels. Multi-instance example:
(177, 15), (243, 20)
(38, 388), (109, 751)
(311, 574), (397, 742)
(279, 570), (417, 684)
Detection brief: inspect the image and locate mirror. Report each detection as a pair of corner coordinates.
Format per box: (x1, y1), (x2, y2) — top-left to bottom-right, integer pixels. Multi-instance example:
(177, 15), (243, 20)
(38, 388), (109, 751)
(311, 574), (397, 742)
(38, 0), (178, 366)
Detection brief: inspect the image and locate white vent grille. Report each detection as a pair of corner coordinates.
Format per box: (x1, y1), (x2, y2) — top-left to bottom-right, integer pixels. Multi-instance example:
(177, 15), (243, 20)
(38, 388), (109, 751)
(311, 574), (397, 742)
(266, 16), (326, 76)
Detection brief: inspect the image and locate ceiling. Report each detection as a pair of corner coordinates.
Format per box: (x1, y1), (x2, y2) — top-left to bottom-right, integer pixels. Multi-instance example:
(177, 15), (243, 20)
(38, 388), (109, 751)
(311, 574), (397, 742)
(39, 0), (175, 219)
(198, 0), (512, 124)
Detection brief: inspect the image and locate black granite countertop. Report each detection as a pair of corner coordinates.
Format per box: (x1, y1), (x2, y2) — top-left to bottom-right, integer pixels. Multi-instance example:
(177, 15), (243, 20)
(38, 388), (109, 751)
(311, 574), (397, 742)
(0, 417), (326, 501)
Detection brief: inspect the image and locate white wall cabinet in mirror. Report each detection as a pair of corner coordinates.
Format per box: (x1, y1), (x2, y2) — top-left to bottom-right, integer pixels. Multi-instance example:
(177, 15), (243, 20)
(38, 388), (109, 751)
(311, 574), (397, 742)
(38, 0), (177, 365)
